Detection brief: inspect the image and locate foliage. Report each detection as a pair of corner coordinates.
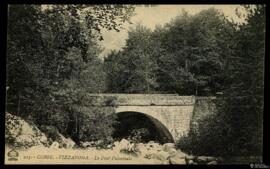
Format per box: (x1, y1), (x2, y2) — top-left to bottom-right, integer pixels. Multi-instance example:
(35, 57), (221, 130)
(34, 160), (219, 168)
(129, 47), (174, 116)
(177, 5), (265, 156)
(6, 5), (264, 155)
(215, 5), (265, 156)
(104, 24), (159, 93)
(104, 8), (235, 95)
(6, 4), (135, 143)
(128, 128), (151, 143)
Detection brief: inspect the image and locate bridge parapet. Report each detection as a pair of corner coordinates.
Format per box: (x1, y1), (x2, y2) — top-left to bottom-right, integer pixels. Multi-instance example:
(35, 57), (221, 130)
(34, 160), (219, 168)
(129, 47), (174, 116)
(83, 94), (196, 106)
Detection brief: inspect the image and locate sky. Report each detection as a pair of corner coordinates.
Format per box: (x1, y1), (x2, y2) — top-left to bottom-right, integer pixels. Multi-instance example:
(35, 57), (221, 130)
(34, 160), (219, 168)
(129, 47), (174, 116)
(98, 5), (245, 58)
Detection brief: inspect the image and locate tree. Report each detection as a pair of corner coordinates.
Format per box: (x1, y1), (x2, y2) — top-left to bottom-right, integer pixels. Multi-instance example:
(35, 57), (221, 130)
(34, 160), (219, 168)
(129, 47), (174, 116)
(217, 5), (265, 155)
(155, 8), (235, 95)
(6, 4), (135, 142)
(104, 9), (235, 96)
(177, 5), (265, 157)
(104, 24), (159, 93)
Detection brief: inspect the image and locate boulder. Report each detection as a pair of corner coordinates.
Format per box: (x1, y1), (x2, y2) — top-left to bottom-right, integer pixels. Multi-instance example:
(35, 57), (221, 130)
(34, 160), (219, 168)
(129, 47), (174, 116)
(15, 135), (35, 147)
(96, 140), (104, 145)
(176, 150), (188, 157)
(82, 141), (96, 148)
(153, 151), (170, 161)
(50, 141), (59, 149)
(169, 155), (186, 164)
(106, 144), (113, 149)
(197, 156), (217, 163)
(185, 155), (195, 160)
(208, 161), (218, 165)
(63, 138), (75, 149)
(57, 134), (75, 149)
(168, 148), (177, 156)
(113, 141), (119, 146)
(134, 143), (147, 154)
(144, 151), (170, 164)
(116, 139), (131, 152)
(146, 142), (162, 151)
(81, 141), (91, 148)
(21, 122), (36, 135)
(119, 139), (129, 146)
(168, 149), (187, 164)
(127, 143), (136, 152)
(186, 159), (194, 165)
(162, 143), (175, 152)
(40, 135), (48, 144)
(5, 112), (48, 148)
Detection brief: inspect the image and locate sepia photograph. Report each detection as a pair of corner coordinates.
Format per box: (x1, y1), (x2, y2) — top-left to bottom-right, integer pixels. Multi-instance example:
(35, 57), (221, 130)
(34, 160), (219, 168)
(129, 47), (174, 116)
(5, 4), (266, 165)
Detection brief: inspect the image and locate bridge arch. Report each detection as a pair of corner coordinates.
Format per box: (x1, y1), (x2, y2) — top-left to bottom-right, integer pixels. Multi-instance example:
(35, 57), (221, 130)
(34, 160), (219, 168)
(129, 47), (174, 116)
(113, 111), (174, 143)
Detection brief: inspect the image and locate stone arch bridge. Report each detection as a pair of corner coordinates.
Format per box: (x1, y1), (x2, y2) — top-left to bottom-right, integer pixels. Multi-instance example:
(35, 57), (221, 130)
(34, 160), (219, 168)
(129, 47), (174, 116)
(85, 94), (216, 143)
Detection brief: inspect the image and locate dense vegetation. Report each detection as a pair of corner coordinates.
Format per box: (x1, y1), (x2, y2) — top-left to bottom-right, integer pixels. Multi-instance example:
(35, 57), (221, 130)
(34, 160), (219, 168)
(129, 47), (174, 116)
(6, 4), (135, 144)
(6, 5), (265, 156)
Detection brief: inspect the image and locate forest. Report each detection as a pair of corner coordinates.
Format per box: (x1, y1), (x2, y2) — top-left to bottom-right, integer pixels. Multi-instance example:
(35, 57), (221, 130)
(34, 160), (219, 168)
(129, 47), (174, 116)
(6, 5), (265, 157)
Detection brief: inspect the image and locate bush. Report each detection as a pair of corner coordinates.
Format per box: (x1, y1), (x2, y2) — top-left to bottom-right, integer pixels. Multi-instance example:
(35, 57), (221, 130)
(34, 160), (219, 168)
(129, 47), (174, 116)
(176, 114), (231, 156)
(63, 105), (118, 144)
(39, 125), (61, 141)
(177, 107), (263, 157)
(128, 128), (150, 143)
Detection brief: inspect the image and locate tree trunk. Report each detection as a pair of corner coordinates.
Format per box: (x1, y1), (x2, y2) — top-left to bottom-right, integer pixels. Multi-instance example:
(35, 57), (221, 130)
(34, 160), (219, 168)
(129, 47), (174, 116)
(75, 113), (80, 144)
(17, 90), (21, 115)
(185, 59), (189, 71)
(67, 108), (75, 138)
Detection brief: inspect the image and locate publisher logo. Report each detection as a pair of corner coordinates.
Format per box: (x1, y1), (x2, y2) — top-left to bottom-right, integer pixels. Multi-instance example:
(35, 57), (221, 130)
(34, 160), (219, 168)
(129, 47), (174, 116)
(7, 149), (19, 161)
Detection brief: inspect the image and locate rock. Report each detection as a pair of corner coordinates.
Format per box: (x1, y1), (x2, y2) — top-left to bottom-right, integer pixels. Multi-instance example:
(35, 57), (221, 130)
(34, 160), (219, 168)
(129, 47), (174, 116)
(162, 143), (175, 152)
(168, 148), (177, 156)
(106, 144), (113, 149)
(81, 141), (91, 148)
(197, 156), (217, 163)
(96, 140), (103, 145)
(185, 155), (195, 160)
(64, 138), (75, 149)
(82, 141), (96, 148)
(50, 141), (59, 149)
(208, 161), (218, 165)
(144, 151), (170, 164)
(162, 143), (178, 156)
(206, 157), (218, 161)
(169, 150), (187, 164)
(119, 139), (129, 146)
(21, 122), (36, 135)
(171, 150), (186, 159)
(116, 139), (131, 152)
(146, 142), (162, 151)
(15, 135), (34, 147)
(187, 159), (194, 164)
(127, 143), (136, 152)
(134, 143), (147, 155)
(169, 155), (186, 164)
(5, 112), (48, 148)
(113, 141), (119, 146)
(150, 151), (170, 160)
(40, 134), (48, 144)
(112, 141), (120, 151)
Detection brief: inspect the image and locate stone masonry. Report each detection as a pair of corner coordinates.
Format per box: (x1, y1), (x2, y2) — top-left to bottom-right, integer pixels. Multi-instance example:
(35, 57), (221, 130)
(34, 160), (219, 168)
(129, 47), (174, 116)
(85, 94), (216, 143)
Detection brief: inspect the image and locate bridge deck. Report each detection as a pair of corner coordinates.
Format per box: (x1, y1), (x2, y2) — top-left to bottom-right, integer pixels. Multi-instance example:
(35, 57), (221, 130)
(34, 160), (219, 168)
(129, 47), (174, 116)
(83, 94), (196, 106)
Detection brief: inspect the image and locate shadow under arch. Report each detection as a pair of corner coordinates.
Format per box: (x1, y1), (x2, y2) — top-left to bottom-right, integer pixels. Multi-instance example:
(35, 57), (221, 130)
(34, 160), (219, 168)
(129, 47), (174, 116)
(113, 111), (174, 144)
